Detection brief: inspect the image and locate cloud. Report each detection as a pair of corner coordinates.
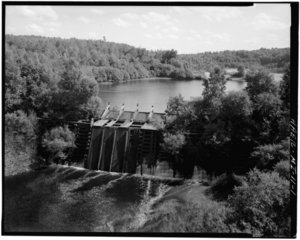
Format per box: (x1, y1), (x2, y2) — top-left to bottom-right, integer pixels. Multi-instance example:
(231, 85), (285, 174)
(142, 12), (171, 22)
(170, 26), (180, 32)
(78, 16), (91, 23)
(193, 7), (241, 22)
(212, 33), (231, 42)
(244, 38), (259, 44)
(168, 34), (179, 39)
(144, 33), (153, 38)
(18, 6), (58, 21)
(251, 13), (289, 30)
(171, 7), (192, 15)
(48, 27), (59, 35)
(112, 18), (130, 27)
(122, 12), (139, 20)
(140, 22), (148, 28)
(88, 32), (104, 39)
(26, 23), (44, 34)
(6, 25), (16, 33)
(44, 21), (61, 27)
(90, 9), (104, 15)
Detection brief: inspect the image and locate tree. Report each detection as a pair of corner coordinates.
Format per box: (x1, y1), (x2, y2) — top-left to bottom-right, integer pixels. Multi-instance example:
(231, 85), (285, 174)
(52, 59), (99, 120)
(161, 49), (178, 64)
(245, 70), (278, 101)
(251, 139), (289, 169)
(42, 126), (76, 163)
(280, 65), (290, 109)
(203, 67), (226, 100)
(165, 95), (193, 131)
(252, 92), (282, 143)
(227, 169), (290, 237)
(161, 131), (186, 177)
(236, 65), (245, 77)
(19, 64), (54, 117)
(274, 160), (289, 180)
(82, 96), (104, 119)
(221, 91), (252, 121)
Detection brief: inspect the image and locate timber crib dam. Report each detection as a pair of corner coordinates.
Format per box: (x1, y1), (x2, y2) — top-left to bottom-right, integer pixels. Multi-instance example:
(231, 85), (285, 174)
(86, 104), (172, 174)
(39, 104), (175, 177)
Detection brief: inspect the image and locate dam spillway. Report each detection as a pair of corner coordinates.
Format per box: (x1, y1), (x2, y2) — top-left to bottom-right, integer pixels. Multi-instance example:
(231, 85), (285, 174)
(85, 106), (169, 174)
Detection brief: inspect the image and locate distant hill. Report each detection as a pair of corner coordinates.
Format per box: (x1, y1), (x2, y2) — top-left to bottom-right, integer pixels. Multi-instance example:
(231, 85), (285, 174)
(5, 34), (290, 84)
(180, 48), (290, 73)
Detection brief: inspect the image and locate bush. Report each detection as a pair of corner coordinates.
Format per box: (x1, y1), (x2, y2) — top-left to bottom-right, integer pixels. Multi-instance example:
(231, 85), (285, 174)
(227, 169), (290, 237)
(251, 139), (289, 169)
(5, 110), (37, 144)
(180, 201), (231, 233)
(209, 173), (243, 200)
(274, 160), (289, 180)
(42, 126), (76, 163)
(5, 110), (38, 175)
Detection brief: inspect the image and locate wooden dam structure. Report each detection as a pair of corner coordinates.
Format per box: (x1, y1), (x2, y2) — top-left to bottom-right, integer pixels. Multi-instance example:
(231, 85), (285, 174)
(85, 104), (170, 173)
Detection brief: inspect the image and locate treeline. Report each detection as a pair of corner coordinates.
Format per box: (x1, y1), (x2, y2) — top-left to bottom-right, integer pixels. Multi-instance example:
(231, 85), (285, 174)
(180, 48), (290, 73)
(5, 34), (195, 85)
(6, 35), (289, 87)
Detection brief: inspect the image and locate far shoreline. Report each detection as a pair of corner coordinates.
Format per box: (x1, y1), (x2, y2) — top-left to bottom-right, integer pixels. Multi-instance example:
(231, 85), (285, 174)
(98, 77), (206, 85)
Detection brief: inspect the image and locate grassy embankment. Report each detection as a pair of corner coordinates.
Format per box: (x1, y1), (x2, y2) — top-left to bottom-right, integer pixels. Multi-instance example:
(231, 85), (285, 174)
(3, 165), (228, 233)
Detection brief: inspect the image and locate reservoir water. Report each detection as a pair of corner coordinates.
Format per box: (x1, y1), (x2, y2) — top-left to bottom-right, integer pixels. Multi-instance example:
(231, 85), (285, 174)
(99, 79), (246, 112)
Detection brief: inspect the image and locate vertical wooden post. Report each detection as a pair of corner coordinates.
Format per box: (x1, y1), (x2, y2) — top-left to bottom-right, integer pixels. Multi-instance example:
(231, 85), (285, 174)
(109, 129), (117, 172)
(86, 128), (93, 169)
(97, 128), (105, 170)
(123, 129), (130, 173)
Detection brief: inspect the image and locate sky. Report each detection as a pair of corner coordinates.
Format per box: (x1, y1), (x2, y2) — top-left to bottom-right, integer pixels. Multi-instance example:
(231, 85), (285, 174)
(5, 4), (291, 54)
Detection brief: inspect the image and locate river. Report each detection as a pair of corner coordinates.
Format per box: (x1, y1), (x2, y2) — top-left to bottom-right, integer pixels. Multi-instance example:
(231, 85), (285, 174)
(99, 79), (246, 112)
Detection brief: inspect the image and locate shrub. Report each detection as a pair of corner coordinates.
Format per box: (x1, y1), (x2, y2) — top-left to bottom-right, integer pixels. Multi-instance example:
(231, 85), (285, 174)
(274, 160), (289, 180)
(251, 139), (289, 169)
(5, 110), (38, 175)
(209, 173), (243, 200)
(177, 201), (231, 233)
(5, 110), (37, 144)
(42, 126), (76, 163)
(227, 169), (290, 237)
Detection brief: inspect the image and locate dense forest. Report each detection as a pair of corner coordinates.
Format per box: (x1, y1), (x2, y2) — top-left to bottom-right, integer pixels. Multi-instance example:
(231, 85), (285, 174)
(4, 34), (291, 236)
(6, 34), (289, 84)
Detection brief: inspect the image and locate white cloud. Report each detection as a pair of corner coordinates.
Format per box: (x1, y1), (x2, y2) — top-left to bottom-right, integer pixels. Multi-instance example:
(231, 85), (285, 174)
(170, 26), (180, 32)
(212, 33), (231, 42)
(90, 9), (104, 15)
(26, 23), (44, 34)
(244, 38), (259, 44)
(48, 27), (59, 35)
(142, 12), (170, 22)
(88, 32), (103, 39)
(140, 22), (148, 28)
(185, 36), (195, 41)
(44, 21), (61, 27)
(6, 25), (16, 33)
(171, 7), (192, 15)
(19, 6), (58, 21)
(168, 34), (179, 39)
(251, 13), (289, 30)
(122, 12), (139, 20)
(193, 7), (241, 22)
(144, 33), (153, 38)
(78, 16), (91, 23)
(112, 18), (130, 27)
